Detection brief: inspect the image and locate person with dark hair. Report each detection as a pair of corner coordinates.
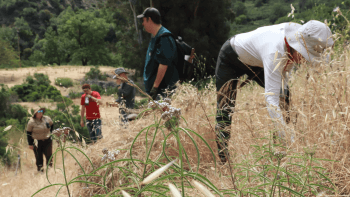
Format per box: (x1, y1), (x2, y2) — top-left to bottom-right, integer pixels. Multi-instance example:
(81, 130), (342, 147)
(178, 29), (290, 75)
(114, 67), (136, 123)
(137, 7), (179, 100)
(27, 107), (54, 172)
(80, 84), (103, 142)
(215, 20), (334, 163)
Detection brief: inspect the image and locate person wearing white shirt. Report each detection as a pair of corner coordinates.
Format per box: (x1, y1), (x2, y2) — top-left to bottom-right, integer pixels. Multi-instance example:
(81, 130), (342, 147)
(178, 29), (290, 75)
(215, 20), (334, 163)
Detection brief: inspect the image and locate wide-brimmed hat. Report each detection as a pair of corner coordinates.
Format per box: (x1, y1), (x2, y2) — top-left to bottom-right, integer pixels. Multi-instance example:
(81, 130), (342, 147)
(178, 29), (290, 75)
(285, 20), (334, 62)
(32, 107), (45, 118)
(115, 67), (129, 75)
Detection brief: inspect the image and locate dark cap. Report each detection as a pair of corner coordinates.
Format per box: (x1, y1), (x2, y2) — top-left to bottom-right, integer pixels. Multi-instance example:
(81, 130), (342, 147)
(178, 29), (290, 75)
(137, 7), (161, 23)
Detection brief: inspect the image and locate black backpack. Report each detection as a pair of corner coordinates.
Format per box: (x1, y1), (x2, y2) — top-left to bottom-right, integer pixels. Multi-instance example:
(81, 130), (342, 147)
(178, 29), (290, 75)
(155, 33), (194, 81)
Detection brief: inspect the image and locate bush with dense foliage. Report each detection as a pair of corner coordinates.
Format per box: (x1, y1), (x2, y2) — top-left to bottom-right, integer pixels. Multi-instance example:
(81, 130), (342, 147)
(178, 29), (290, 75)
(55, 77), (73, 87)
(68, 90), (82, 99)
(10, 73), (61, 102)
(1, 82), (92, 166)
(85, 66), (107, 81)
(90, 84), (119, 96)
(0, 84), (28, 165)
(0, 38), (19, 68)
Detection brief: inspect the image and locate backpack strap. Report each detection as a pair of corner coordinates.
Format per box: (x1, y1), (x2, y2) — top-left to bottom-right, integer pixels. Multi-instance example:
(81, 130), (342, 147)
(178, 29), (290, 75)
(152, 32), (176, 55)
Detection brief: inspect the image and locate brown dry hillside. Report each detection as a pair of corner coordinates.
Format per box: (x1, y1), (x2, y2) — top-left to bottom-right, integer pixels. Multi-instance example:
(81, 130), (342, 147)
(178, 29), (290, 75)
(1, 59), (350, 196)
(0, 66), (136, 196)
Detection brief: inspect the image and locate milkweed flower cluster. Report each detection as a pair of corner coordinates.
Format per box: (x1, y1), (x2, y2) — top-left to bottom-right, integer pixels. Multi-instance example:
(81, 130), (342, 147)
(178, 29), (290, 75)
(101, 148), (120, 162)
(147, 99), (181, 121)
(161, 107), (181, 121)
(274, 151), (287, 160)
(52, 127), (71, 136)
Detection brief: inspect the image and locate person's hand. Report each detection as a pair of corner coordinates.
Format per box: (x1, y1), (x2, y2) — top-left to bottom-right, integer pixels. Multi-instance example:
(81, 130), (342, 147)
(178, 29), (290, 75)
(29, 145), (33, 150)
(80, 120), (85, 127)
(150, 87), (158, 100)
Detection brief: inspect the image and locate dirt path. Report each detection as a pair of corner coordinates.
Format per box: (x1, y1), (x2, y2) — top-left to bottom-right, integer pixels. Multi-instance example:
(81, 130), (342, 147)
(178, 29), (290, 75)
(0, 66), (138, 196)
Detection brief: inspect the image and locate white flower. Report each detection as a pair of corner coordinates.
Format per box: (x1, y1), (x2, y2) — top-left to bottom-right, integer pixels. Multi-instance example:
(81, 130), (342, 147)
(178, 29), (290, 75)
(163, 98), (172, 104)
(333, 6), (340, 13)
(168, 183), (181, 197)
(101, 149), (120, 162)
(101, 155), (107, 162)
(192, 180), (215, 197)
(141, 159), (177, 185)
(121, 190), (131, 197)
(148, 101), (158, 109)
(3, 125), (12, 132)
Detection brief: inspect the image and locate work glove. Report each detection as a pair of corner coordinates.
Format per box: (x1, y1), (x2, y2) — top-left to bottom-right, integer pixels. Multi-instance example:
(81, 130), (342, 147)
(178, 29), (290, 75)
(150, 87), (158, 100)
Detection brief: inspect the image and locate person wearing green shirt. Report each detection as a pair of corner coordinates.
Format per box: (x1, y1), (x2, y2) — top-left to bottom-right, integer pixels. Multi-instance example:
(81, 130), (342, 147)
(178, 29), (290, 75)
(137, 7), (179, 100)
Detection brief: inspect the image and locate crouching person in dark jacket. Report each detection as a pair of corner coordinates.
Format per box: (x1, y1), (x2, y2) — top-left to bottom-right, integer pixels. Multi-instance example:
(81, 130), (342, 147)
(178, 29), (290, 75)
(114, 68), (136, 123)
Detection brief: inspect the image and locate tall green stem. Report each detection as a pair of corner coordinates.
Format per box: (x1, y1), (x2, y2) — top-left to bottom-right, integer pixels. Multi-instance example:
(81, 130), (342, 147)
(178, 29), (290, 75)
(175, 132), (184, 197)
(271, 160), (281, 197)
(300, 155), (313, 195)
(60, 142), (71, 196)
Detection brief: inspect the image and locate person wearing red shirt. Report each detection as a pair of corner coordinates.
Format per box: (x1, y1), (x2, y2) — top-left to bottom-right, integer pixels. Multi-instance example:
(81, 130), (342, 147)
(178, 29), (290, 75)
(80, 84), (103, 142)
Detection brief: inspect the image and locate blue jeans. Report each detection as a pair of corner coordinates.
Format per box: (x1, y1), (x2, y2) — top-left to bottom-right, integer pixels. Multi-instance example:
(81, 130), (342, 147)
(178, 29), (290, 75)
(86, 119), (102, 142)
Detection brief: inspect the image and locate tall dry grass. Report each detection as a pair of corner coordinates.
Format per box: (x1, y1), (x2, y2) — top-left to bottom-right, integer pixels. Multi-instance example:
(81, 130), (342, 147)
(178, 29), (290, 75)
(2, 35), (350, 197)
(74, 44), (350, 195)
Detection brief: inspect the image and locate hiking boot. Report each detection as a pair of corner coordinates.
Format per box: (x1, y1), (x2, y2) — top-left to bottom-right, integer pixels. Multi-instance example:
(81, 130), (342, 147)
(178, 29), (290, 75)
(218, 146), (230, 164)
(37, 165), (44, 174)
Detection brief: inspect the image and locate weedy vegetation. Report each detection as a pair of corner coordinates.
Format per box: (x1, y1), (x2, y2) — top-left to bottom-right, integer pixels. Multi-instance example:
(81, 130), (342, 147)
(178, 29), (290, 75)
(29, 37), (350, 195)
(4, 8), (350, 197)
(55, 77), (74, 88)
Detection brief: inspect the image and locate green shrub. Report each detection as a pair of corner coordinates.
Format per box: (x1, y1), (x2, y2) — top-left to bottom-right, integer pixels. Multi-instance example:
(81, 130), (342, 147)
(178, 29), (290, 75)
(55, 77), (73, 87)
(90, 84), (104, 94)
(11, 73), (61, 102)
(0, 85), (29, 165)
(33, 73), (50, 86)
(72, 104), (80, 115)
(68, 90), (82, 99)
(85, 66), (107, 81)
(90, 85), (118, 96)
(134, 98), (148, 109)
(56, 97), (74, 111)
(44, 108), (90, 144)
(105, 86), (118, 96)
(24, 91), (40, 102)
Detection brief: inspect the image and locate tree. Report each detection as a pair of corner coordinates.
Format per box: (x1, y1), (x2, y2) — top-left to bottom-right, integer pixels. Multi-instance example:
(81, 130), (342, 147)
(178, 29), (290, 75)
(269, 3), (289, 23)
(0, 38), (19, 67)
(233, 1), (247, 17)
(37, 26), (69, 65)
(58, 8), (113, 65)
(151, 0), (232, 78)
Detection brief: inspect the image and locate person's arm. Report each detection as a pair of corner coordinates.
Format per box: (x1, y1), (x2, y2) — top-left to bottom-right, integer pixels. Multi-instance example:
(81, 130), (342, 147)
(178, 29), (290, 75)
(153, 64), (168, 88)
(153, 36), (176, 88)
(46, 116), (54, 133)
(263, 54), (296, 144)
(263, 54), (284, 118)
(87, 92), (102, 104)
(119, 81), (135, 98)
(50, 124), (54, 133)
(27, 122), (34, 149)
(27, 131), (34, 145)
